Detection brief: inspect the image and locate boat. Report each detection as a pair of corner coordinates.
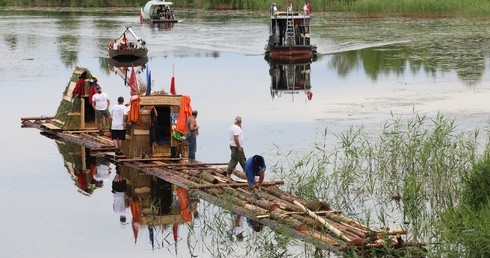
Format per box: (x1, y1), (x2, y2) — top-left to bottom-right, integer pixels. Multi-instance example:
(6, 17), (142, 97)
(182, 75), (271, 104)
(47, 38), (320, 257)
(140, 0), (178, 23)
(108, 26), (148, 61)
(265, 3), (317, 63)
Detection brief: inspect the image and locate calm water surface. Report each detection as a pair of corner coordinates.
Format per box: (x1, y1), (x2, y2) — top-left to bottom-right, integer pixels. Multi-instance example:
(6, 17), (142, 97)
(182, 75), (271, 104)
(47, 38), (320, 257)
(0, 7), (489, 258)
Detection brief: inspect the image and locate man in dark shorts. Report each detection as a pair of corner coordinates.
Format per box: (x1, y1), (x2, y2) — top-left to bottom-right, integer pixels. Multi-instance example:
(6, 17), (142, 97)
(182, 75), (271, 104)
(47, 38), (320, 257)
(109, 96), (128, 154)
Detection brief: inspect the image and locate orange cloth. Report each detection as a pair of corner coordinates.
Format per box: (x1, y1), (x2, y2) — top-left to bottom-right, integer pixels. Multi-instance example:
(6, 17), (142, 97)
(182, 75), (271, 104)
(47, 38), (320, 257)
(174, 95), (192, 135)
(176, 187), (192, 223)
(130, 199), (142, 223)
(127, 96), (141, 125)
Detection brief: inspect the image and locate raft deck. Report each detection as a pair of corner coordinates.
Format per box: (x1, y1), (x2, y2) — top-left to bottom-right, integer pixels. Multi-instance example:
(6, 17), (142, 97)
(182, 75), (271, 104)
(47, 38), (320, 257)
(21, 116), (425, 255)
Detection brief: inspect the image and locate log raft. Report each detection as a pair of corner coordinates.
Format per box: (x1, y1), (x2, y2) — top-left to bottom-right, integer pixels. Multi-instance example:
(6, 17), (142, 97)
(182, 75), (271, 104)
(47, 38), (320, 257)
(21, 117), (425, 255)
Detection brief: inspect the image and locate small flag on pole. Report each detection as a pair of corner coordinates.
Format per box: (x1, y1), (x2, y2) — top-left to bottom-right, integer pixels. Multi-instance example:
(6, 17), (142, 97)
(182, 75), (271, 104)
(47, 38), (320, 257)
(145, 65), (151, 96)
(170, 64), (176, 95)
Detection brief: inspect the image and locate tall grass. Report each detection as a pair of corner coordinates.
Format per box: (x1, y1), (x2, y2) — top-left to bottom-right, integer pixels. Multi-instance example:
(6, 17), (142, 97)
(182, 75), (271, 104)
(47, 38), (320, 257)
(334, 0), (490, 18)
(438, 153), (490, 257)
(268, 112), (488, 256)
(1, 0), (489, 17)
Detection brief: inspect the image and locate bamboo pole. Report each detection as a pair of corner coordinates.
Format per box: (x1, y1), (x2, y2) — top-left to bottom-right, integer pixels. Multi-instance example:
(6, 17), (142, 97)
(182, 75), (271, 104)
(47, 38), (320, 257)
(293, 200), (351, 242)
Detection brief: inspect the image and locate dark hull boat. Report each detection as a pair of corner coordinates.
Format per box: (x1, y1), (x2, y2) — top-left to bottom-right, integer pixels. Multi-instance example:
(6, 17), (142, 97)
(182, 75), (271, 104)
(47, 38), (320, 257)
(265, 3), (317, 63)
(108, 26), (148, 61)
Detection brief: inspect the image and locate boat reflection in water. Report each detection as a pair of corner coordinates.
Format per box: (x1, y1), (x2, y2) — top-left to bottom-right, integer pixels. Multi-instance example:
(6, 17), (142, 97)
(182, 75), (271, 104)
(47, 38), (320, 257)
(151, 21), (175, 31)
(113, 165), (198, 249)
(268, 61), (313, 101)
(108, 56), (148, 86)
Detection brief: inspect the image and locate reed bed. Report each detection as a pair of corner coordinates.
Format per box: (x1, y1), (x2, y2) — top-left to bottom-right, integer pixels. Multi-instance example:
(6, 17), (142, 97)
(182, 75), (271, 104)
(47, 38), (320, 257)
(267, 112), (489, 256)
(2, 0), (490, 18)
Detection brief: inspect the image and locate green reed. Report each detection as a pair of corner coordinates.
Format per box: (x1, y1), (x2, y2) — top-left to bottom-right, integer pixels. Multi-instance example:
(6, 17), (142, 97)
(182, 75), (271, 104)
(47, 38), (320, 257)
(437, 152), (490, 257)
(331, 0), (490, 18)
(2, 0), (490, 17)
(268, 112), (488, 256)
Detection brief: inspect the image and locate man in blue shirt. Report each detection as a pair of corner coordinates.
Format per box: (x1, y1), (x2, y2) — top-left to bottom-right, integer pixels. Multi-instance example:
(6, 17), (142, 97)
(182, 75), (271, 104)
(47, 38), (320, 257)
(245, 155), (266, 191)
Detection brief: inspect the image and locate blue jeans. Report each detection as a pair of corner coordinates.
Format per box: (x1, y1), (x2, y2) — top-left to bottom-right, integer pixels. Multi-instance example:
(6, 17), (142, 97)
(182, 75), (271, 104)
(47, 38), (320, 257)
(187, 133), (197, 160)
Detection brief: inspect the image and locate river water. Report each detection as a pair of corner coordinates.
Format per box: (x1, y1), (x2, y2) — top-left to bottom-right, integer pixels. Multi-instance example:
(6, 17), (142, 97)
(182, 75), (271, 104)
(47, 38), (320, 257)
(0, 7), (489, 258)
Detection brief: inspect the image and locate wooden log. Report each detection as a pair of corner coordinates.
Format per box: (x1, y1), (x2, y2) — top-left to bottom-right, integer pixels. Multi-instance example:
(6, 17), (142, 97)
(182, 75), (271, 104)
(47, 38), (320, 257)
(306, 230), (344, 248)
(294, 200), (351, 242)
(207, 188), (269, 215)
(189, 180), (284, 189)
(269, 209), (306, 232)
(323, 212), (374, 233)
(289, 213), (348, 238)
(262, 186), (310, 208)
(253, 189), (304, 212)
(199, 170), (219, 184)
(21, 116), (55, 121)
(257, 210), (341, 218)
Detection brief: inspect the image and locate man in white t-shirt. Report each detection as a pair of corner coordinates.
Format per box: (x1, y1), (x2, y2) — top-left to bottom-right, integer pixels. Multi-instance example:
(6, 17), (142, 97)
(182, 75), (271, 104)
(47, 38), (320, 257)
(226, 116), (246, 178)
(92, 85), (111, 134)
(109, 96), (128, 153)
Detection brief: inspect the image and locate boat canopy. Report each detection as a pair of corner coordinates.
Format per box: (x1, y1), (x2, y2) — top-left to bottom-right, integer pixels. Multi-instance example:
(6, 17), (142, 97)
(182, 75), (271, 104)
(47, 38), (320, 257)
(143, 0), (174, 20)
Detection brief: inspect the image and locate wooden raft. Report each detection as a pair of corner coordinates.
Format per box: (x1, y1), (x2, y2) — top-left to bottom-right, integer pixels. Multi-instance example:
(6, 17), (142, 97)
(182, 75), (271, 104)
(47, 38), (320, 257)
(21, 116), (425, 255)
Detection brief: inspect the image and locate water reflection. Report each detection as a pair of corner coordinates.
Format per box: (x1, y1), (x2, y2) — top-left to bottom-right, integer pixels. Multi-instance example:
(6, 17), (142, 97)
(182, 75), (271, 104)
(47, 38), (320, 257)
(54, 139), (111, 195)
(57, 35), (79, 68)
(268, 61), (313, 101)
(329, 43), (488, 86)
(150, 22), (175, 31)
(117, 165), (198, 250)
(55, 17), (80, 68)
(4, 34), (17, 50)
(107, 57), (148, 86)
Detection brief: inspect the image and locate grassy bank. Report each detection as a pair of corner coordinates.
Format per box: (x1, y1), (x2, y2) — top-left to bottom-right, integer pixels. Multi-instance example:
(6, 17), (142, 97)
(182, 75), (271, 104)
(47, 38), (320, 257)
(1, 0), (490, 17)
(268, 113), (490, 256)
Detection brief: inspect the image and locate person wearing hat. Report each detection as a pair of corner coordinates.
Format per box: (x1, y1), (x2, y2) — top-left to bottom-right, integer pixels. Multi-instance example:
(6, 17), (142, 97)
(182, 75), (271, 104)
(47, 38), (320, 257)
(91, 83), (111, 135)
(226, 116), (246, 179)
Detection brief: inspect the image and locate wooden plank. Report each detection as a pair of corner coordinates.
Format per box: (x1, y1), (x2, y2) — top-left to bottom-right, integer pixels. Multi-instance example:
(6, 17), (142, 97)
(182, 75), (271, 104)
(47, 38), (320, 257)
(81, 98), (85, 129)
(65, 130), (99, 134)
(52, 119), (65, 125)
(62, 95), (74, 102)
(21, 116), (55, 121)
(66, 81), (77, 99)
(134, 129), (149, 135)
(139, 95), (181, 106)
(41, 123), (61, 130)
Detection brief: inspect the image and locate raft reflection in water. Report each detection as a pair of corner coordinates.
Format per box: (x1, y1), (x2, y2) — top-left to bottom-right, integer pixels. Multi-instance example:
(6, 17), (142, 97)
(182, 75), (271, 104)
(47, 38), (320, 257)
(55, 139), (111, 195)
(268, 61), (313, 101)
(114, 165), (198, 248)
